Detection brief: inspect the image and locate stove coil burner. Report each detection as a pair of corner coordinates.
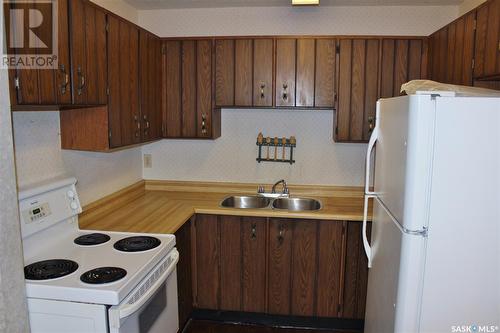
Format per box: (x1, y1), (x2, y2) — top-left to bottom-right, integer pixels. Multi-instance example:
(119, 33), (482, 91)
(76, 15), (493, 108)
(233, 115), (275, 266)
(24, 259), (79, 280)
(113, 236), (161, 252)
(80, 267), (127, 284)
(74, 233), (111, 246)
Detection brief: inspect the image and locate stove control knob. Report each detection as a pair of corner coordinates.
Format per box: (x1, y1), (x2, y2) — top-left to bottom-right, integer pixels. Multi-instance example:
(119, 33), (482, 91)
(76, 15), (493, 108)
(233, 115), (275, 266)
(67, 190), (75, 199)
(70, 201), (79, 210)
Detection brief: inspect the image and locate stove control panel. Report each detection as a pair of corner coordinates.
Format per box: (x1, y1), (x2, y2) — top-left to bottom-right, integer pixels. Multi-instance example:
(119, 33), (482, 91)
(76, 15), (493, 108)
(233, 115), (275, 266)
(18, 178), (82, 239)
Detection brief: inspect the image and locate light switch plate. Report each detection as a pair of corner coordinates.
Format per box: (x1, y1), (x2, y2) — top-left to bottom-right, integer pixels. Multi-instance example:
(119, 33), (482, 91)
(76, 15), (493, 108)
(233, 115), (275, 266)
(143, 154), (152, 168)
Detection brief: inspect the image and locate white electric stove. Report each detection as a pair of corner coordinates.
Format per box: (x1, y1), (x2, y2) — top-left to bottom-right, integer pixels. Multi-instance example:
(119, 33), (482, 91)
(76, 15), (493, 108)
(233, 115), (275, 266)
(19, 177), (179, 333)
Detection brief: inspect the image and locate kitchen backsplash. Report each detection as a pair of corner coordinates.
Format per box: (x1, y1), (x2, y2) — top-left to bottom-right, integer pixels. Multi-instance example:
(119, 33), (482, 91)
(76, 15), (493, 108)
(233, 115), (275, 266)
(12, 112), (142, 205)
(142, 109), (367, 186)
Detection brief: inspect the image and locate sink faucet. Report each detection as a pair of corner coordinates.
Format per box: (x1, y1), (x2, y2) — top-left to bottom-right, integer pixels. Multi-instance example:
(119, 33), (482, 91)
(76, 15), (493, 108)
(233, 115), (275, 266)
(271, 179), (289, 195)
(257, 179), (290, 198)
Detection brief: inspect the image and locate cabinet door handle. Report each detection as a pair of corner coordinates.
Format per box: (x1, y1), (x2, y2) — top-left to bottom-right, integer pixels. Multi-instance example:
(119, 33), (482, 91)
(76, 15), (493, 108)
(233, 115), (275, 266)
(59, 64), (69, 95)
(251, 223), (257, 239)
(77, 66), (85, 95)
(368, 116), (375, 132)
(201, 113), (207, 135)
(260, 83), (266, 99)
(278, 224), (285, 244)
(282, 82), (288, 101)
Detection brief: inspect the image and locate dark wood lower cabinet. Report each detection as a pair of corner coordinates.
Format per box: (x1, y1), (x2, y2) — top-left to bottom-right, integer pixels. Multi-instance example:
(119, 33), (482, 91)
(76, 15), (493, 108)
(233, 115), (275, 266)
(176, 214), (370, 332)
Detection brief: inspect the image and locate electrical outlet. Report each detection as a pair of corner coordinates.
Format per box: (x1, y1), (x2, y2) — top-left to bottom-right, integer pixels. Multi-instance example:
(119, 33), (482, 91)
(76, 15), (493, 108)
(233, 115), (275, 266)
(143, 154), (152, 168)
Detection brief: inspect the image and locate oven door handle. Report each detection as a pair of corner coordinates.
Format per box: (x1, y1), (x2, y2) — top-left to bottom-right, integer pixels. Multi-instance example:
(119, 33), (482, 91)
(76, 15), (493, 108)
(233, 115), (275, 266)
(112, 249), (179, 321)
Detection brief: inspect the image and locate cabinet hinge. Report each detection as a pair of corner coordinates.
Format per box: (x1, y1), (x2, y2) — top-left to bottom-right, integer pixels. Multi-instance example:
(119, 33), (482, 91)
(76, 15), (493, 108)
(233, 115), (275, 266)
(108, 129), (112, 139)
(106, 87), (110, 95)
(335, 127), (339, 136)
(335, 44), (340, 54)
(342, 224), (346, 235)
(105, 22), (109, 32)
(337, 304), (342, 316)
(472, 58), (475, 69)
(161, 44), (166, 55)
(14, 77), (20, 89)
(161, 123), (166, 136)
(473, 19), (477, 30)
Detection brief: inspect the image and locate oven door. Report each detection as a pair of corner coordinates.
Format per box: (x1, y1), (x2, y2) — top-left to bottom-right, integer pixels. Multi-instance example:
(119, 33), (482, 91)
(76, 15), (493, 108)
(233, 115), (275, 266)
(108, 249), (179, 333)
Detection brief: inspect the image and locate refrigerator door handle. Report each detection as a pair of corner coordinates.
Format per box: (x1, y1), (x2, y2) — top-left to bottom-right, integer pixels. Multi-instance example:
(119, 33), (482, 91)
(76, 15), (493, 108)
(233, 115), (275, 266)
(365, 121), (379, 196)
(363, 194), (374, 268)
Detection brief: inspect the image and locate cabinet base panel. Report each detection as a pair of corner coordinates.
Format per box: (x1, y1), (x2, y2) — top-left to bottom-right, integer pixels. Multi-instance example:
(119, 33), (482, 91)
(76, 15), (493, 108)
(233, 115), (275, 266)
(184, 309), (363, 332)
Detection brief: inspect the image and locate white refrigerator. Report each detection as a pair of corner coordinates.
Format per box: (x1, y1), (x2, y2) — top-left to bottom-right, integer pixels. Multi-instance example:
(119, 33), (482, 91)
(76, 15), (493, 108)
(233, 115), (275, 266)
(362, 92), (500, 333)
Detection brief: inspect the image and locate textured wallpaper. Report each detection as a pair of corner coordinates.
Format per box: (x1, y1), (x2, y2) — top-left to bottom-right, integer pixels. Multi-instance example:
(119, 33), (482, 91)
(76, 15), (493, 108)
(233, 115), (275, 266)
(0, 70), (29, 331)
(12, 112), (143, 205)
(143, 109), (367, 186)
(139, 5), (458, 37)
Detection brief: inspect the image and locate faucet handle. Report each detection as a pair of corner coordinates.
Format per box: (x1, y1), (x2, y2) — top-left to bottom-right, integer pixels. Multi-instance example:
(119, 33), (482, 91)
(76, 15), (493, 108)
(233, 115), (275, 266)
(257, 185), (265, 193)
(283, 187), (289, 195)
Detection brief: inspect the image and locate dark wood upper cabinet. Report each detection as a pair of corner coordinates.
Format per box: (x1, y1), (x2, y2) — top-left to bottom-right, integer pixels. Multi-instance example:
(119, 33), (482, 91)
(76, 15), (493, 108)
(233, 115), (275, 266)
(8, 0), (71, 106)
(336, 38), (426, 143)
(69, 0), (107, 105)
(107, 15), (140, 148)
(215, 39), (235, 107)
(474, 0), (500, 79)
(234, 39), (253, 107)
(275, 39), (297, 107)
(315, 39), (336, 108)
(163, 39), (221, 139)
(139, 30), (163, 142)
(253, 39), (274, 107)
(296, 39), (316, 107)
(429, 11), (475, 86)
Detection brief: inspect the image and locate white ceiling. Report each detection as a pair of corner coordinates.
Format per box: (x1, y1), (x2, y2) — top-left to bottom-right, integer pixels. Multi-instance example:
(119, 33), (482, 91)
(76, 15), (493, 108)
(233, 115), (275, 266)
(124, 0), (464, 10)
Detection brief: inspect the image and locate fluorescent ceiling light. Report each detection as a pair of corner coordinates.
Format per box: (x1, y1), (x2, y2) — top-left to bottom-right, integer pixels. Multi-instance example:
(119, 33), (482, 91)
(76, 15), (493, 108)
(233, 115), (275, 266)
(292, 0), (320, 5)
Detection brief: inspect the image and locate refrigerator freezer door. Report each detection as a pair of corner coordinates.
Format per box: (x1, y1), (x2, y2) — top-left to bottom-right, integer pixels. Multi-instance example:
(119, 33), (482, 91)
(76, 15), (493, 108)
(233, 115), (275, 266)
(375, 95), (437, 232)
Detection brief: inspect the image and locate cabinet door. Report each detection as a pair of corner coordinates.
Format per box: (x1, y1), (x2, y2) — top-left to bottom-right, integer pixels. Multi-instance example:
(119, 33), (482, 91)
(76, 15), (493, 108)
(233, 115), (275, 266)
(474, 0), (500, 79)
(429, 28), (449, 83)
(253, 39), (274, 107)
(268, 219), (293, 315)
(139, 30), (162, 142)
(181, 41), (197, 137)
(107, 15), (140, 148)
(9, 0), (71, 105)
(235, 39), (253, 106)
(164, 41), (182, 137)
(241, 217), (267, 313)
(215, 39), (235, 107)
(197, 40), (214, 137)
(336, 39), (380, 142)
(70, 0), (107, 105)
(194, 215), (220, 309)
(219, 216), (243, 311)
(342, 222), (370, 319)
(275, 39), (296, 107)
(296, 39), (315, 107)
(315, 39), (336, 108)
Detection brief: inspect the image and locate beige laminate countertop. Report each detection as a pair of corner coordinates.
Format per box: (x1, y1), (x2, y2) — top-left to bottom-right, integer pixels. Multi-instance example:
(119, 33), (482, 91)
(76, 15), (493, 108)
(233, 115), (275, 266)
(79, 181), (372, 234)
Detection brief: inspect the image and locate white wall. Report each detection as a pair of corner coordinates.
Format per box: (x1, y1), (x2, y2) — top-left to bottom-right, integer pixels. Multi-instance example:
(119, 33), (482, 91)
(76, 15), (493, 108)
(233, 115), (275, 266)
(139, 4), (458, 186)
(12, 112), (143, 205)
(0, 69), (29, 332)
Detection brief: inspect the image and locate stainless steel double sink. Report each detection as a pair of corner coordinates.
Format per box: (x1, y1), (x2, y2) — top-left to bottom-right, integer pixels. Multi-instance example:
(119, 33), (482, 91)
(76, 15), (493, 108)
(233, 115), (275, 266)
(220, 195), (321, 212)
